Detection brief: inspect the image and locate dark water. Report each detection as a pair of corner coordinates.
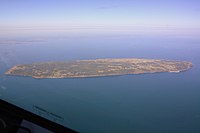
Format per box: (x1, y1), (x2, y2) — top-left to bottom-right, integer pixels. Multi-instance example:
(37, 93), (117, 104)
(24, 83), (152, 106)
(0, 34), (200, 133)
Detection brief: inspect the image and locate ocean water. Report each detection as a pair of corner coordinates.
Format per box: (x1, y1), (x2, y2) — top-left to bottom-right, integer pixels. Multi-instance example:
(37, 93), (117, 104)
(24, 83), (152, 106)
(0, 33), (200, 133)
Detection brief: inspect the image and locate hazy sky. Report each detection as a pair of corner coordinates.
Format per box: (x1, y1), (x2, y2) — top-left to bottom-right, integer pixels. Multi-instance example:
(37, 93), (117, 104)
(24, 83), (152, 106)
(0, 0), (200, 31)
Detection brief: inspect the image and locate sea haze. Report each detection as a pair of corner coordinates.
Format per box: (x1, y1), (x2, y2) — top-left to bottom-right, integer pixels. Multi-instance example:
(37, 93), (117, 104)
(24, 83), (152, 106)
(0, 33), (200, 133)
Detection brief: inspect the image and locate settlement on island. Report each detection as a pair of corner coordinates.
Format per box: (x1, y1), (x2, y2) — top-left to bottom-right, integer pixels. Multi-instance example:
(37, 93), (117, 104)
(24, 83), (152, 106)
(5, 58), (192, 79)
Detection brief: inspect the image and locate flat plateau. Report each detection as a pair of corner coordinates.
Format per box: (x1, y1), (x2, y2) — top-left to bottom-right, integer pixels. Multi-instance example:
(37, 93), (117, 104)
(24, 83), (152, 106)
(5, 58), (193, 79)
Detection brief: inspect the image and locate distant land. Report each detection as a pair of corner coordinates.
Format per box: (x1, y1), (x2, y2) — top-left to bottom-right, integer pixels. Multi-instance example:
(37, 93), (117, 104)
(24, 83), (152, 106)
(5, 58), (192, 79)
(0, 39), (45, 45)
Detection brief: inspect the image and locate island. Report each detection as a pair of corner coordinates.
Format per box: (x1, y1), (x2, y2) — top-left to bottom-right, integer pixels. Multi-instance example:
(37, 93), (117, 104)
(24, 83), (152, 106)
(5, 58), (192, 79)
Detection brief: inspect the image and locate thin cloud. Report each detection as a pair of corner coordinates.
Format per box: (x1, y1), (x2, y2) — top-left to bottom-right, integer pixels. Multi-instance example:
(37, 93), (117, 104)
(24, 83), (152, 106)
(96, 5), (120, 10)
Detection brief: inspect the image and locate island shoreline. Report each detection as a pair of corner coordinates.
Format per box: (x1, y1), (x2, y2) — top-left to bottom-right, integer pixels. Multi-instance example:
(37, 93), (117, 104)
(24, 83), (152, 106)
(5, 58), (193, 79)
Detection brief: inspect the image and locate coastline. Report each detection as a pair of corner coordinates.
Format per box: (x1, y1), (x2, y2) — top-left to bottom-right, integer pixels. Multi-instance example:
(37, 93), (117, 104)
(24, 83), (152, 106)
(4, 58), (193, 79)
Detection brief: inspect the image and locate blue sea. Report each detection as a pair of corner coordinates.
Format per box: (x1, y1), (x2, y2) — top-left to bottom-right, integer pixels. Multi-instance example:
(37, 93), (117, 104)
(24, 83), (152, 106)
(0, 33), (200, 133)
